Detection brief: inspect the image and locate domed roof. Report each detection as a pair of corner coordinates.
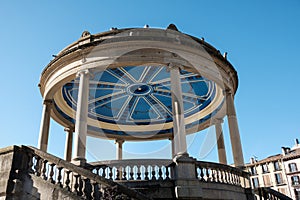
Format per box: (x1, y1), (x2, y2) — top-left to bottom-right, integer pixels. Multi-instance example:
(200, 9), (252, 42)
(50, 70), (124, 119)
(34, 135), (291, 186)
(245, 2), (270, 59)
(39, 25), (238, 140)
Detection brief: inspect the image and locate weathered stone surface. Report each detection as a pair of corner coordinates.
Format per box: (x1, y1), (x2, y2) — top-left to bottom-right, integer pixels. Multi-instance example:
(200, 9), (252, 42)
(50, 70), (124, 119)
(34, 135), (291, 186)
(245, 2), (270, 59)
(0, 146), (15, 198)
(0, 145), (258, 199)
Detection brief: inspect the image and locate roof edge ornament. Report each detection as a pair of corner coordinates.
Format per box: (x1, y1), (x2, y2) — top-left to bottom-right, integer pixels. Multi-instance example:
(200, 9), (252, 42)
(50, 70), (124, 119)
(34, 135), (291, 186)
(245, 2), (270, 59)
(81, 30), (91, 38)
(166, 24), (179, 31)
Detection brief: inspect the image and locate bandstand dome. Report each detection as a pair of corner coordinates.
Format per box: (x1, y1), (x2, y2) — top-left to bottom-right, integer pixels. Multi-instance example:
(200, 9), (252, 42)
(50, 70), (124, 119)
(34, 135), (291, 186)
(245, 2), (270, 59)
(38, 25), (238, 141)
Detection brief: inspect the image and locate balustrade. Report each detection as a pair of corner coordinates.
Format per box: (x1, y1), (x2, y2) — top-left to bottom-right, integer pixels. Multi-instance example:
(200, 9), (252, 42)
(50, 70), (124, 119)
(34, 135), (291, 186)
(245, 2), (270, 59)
(195, 161), (250, 188)
(19, 146), (255, 199)
(254, 187), (293, 200)
(23, 146), (149, 200)
(89, 159), (173, 181)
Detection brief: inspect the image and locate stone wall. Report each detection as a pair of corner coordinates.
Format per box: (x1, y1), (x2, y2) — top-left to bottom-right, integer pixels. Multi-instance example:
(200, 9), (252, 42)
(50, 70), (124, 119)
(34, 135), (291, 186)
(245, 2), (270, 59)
(0, 146), (78, 200)
(0, 145), (258, 199)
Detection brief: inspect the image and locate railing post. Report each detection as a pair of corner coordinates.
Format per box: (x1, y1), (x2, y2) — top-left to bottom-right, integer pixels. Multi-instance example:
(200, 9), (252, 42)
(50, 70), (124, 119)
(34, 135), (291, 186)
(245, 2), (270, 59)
(173, 156), (203, 199)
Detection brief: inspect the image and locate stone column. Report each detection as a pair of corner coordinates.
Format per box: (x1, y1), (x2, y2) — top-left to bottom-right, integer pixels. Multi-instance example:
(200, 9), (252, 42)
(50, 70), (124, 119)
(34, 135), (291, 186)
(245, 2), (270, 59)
(169, 64), (188, 156)
(64, 127), (74, 162)
(115, 139), (124, 160)
(73, 70), (90, 165)
(169, 137), (175, 158)
(226, 89), (244, 167)
(38, 100), (53, 152)
(214, 118), (227, 164)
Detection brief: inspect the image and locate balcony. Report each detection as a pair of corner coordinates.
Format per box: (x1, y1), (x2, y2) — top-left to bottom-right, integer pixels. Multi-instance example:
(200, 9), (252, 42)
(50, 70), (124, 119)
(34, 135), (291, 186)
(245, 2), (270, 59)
(87, 158), (252, 199)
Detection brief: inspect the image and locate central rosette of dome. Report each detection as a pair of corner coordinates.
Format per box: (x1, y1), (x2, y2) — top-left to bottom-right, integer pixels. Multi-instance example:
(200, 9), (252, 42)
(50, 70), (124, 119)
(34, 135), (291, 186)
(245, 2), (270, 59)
(127, 83), (153, 96)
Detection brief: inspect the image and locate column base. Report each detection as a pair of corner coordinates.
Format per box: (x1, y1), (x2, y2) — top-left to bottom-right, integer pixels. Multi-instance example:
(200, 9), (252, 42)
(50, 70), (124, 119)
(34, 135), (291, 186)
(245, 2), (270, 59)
(175, 180), (203, 199)
(71, 157), (87, 167)
(173, 152), (189, 159)
(173, 155), (203, 199)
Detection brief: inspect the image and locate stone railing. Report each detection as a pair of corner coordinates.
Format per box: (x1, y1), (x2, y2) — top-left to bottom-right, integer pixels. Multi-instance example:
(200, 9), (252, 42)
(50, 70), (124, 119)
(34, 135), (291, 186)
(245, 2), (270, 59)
(88, 159), (173, 181)
(22, 146), (150, 200)
(195, 161), (250, 188)
(254, 187), (293, 200)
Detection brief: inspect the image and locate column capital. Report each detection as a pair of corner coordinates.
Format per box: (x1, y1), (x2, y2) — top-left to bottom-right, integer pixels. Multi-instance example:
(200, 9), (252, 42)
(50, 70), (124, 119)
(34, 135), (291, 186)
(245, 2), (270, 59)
(212, 118), (224, 125)
(166, 63), (184, 71)
(64, 127), (74, 133)
(224, 88), (233, 96)
(115, 139), (125, 145)
(43, 99), (53, 105)
(76, 69), (90, 77)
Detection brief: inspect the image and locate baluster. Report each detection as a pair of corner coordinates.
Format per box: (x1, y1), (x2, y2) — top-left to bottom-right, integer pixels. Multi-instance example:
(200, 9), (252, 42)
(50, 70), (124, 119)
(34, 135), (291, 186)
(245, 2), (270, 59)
(199, 166), (204, 181)
(233, 174), (237, 185)
(165, 166), (170, 180)
(215, 169), (219, 183)
(116, 168), (120, 180)
(137, 166), (141, 180)
(232, 172), (235, 185)
(145, 165), (149, 180)
(102, 166), (106, 178)
(109, 167), (113, 180)
(122, 167), (127, 180)
(205, 168), (210, 182)
(49, 163), (55, 184)
(92, 181), (101, 199)
(57, 167), (63, 187)
(83, 178), (92, 199)
(41, 160), (48, 180)
(151, 165), (156, 180)
(210, 169), (213, 182)
(129, 166), (134, 180)
(78, 175), (84, 196)
(225, 170), (229, 183)
(233, 173), (236, 185)
(220, 170), (224, 183)
(237, 175), (241, 186)
(196, 166), (200, 179)
(228, 171), (232, 184)
(95, 166), (100, 176)
(65, 170), (71, 191)
(27, 152), (34, 173)
(235, 174), (238, 185)
(34, 156), (41, 176)
(158, 166), (163, 180)
(74, 174), (80, 194)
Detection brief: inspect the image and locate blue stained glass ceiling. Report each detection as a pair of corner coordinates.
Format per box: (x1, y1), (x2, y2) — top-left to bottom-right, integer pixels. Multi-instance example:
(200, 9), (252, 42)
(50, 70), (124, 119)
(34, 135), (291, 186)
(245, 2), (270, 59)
(54, 65), (221, 138)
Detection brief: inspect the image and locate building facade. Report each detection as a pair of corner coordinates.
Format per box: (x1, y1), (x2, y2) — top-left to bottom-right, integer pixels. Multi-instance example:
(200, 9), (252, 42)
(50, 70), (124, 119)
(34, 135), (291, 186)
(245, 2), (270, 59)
(246, 139), (300, 200)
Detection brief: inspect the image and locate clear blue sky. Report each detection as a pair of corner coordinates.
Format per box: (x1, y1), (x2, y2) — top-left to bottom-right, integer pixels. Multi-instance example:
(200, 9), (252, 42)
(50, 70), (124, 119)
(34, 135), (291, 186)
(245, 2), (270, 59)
(0, 1), (300, 164)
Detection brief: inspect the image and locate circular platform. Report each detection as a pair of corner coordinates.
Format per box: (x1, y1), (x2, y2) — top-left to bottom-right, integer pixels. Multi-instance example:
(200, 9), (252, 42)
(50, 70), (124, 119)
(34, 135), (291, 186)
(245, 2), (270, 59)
(39, 27), (238, 140)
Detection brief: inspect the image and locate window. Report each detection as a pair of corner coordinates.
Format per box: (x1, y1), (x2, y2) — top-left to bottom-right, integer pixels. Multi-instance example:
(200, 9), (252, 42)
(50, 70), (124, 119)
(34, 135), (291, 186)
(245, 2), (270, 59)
(289, 163), (298, 172)
(262, 163), (269, 173)
(250, 166), (257, 175)
(291, 175), (300, 185)
(263, 175), (271, 186)
(252, 177), (259, 188)
(295, 188), (300, 200)
(274, 161), (281, 171)
(275, 173), (283, 184)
